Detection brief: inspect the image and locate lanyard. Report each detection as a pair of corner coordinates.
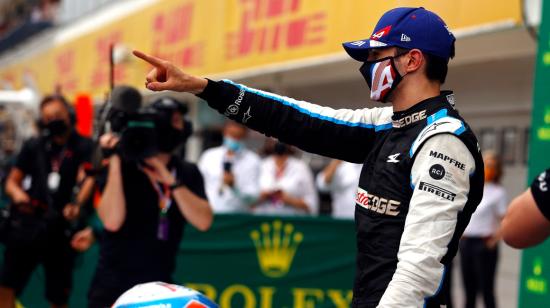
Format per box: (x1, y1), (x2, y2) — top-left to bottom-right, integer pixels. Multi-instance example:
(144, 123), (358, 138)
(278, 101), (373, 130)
(50, 148), (67, 173)
(149, 169), (176, 216)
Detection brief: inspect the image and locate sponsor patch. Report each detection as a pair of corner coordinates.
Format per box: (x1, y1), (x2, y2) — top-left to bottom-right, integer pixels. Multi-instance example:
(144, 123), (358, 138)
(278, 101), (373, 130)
(418, 181), (456, 201)
(538, 171), (548, 192)
(356, 187), (400, 216)
(429, 164), (446, 180)
(224, 88), (245, 116)
(429, 150), (466, 171)
(242, 106), (252, 123)
(387, 153), (400, 163)
(392, 110), (426, 128)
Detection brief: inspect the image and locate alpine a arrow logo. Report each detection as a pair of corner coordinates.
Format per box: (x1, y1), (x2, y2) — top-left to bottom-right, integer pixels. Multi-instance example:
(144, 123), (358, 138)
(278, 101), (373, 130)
(350, 40), (366, 46)
(371, 25), (392, 40)
(387, 153), (400, 163)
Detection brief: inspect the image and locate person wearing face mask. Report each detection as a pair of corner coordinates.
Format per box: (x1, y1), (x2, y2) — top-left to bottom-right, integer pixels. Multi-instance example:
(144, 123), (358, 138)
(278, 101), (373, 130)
(132, 6), (484, 307)
(253, 141), (318, 216)
(0, 95), (95, 308)
(88, 97), (213, 308)
(198, 120), (260, 213)
(459, 152), (507, 308)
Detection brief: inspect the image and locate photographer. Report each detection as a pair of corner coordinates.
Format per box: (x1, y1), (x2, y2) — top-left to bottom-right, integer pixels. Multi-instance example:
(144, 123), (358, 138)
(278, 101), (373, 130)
(0, 95), (94, 308)
(88, 96), (213, 307)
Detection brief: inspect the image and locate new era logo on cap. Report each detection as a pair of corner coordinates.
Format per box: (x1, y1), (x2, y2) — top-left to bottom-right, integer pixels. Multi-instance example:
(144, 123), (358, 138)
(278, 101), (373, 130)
(400, 34), (411, 42)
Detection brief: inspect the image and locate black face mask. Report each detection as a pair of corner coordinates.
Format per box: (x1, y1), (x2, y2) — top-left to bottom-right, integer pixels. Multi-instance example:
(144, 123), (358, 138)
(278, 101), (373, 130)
(157, 127), (186, 153)
(41, 119), (69, 138)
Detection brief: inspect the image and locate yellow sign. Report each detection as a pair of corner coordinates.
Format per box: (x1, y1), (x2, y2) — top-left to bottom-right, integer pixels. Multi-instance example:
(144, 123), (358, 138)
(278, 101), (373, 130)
(250, 220), (303, 278)
(0, 0), (522, 100)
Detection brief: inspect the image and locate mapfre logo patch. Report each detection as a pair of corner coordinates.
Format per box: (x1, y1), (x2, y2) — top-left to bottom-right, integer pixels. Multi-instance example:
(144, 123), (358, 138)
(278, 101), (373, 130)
(371, 25), (392, 40)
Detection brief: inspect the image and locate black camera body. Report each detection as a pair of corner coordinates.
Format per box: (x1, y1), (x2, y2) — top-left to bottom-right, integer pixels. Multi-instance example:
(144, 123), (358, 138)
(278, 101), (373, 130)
(111, 109), (161, 161)
(97, 86), (192, 162)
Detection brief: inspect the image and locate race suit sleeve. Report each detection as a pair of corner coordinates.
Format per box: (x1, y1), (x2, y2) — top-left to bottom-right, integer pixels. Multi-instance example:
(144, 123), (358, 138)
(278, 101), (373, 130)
(531, 168), (550, 221)
(378, 134), (475, 307)
(197, 79), (393, 163)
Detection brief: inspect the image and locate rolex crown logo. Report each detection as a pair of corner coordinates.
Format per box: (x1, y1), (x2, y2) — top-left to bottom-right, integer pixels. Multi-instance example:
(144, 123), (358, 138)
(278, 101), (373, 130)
(250, 220), (303, 278)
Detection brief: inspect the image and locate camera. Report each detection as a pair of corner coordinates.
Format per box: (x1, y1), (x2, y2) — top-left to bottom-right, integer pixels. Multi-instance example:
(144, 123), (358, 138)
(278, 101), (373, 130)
(97, 86), (192, 161)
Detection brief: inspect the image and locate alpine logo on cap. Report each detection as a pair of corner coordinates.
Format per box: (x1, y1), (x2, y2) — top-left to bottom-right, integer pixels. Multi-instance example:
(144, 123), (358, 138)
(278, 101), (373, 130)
(371, 25), (392, 40)
(350, 40), (366, 46)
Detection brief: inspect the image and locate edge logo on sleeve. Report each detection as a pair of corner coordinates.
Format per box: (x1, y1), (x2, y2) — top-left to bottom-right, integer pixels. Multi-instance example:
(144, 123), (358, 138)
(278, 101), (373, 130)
(429, 164), (445, 180)
(356, 187), (400, 216)
(419, 181), (456, 201)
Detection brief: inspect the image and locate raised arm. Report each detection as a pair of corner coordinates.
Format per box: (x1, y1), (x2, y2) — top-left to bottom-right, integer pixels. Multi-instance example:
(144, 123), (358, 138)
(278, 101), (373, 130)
(133, 50), (393, 163)
(97, 155), (126, 232)
(96, 134), (126, 232)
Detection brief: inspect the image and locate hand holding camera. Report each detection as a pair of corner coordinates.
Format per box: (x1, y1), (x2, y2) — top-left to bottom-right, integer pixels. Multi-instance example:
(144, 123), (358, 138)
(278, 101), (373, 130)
(142, 157), (176, 186)
(100, 133), (120, 150)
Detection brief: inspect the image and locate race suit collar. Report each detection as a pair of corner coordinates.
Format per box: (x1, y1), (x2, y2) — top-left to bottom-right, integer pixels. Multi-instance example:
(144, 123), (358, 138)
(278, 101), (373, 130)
(391, 90), (455, 128)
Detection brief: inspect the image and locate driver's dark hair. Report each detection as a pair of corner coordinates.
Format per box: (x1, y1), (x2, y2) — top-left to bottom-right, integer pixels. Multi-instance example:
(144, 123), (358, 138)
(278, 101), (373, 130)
(396, 41), (455, 84)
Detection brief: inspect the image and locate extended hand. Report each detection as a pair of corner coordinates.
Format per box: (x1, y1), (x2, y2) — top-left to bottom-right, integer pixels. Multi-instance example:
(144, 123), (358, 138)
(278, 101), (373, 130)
(133, 50), (208, 94)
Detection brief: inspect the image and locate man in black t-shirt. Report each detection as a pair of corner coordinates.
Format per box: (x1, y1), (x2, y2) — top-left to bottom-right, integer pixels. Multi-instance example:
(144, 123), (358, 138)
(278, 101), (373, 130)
(1, 95), (95, 307)
(88, 97), (213, 308)
(502, 168), (550, 248)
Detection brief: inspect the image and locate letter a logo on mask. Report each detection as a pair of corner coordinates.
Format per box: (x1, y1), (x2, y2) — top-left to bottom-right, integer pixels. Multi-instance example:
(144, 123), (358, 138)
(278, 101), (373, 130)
(370, 59), (396, 102)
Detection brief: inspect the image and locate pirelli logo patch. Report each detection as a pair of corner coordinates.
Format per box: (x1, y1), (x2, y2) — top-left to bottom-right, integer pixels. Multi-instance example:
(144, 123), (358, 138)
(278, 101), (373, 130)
(356, 187), (400, 216)
(418, 181), (456, 201)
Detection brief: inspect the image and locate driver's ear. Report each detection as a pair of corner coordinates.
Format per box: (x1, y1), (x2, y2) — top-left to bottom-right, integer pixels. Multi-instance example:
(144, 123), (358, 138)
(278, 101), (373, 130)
(404, 49), (424, 74)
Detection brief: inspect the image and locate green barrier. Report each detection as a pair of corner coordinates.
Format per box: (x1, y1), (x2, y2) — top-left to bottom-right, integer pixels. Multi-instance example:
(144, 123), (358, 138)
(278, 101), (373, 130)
(1, 214), (355, 307)
(518, 1), (550, 307)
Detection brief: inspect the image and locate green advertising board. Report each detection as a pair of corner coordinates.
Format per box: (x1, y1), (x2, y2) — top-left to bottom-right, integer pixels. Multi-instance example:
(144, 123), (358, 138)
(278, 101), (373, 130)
(519, 1), (550, 307)
(1, 215), (356, 307)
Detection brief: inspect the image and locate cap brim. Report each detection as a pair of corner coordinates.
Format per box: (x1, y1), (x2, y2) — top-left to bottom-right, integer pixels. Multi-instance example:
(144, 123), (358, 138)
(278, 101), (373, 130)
(342, 39), (389, 61)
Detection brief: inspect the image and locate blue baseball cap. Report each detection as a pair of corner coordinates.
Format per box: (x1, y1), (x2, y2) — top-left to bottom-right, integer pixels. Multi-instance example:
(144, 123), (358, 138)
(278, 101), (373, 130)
(342, 7), (455, 61)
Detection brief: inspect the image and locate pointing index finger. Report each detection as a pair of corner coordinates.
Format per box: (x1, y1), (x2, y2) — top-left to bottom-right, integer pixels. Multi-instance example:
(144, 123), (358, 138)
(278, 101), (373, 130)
(133, 50), (165, 67)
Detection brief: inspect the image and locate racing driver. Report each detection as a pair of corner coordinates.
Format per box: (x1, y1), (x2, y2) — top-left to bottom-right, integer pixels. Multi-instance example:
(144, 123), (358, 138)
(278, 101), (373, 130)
(134, 7), (484, 308)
